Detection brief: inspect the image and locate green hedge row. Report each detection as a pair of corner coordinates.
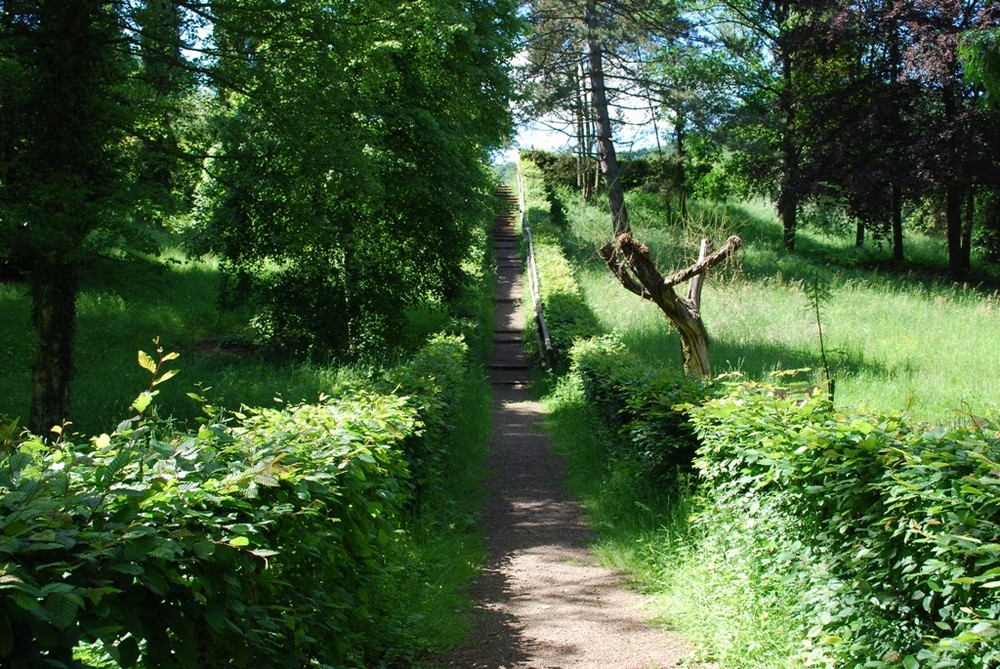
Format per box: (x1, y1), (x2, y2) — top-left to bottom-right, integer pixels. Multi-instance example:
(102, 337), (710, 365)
(687, 383), (1000, 668)
(569, 335), (715, 489)
(568, 330), (999, 667)
(520, 158), (600, 366)
(0, 334), (469, 668)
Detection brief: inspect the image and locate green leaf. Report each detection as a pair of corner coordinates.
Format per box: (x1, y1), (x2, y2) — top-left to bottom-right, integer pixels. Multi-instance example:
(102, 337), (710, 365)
(40, 582), (74, 596)
(114, 636), (140, 668)
(138, 350), (157, 374)
(45, 591), (80, 630)
(7, 451), (31, 473)
(12, 590), (39, 612)
(228, 536), (250, 547)
(132, 391), (154, 414)
(152, 368), (179, 386)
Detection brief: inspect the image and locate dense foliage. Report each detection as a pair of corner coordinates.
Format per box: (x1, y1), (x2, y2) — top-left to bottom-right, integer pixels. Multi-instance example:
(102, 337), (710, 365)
(197, 0), (518, 354)
(570, 335), (715, 490)
(0, 334), (474, 668)
(562, 332), (1000, 666)
(688, 383), (1000, 667)
(0, 0), (518, 432)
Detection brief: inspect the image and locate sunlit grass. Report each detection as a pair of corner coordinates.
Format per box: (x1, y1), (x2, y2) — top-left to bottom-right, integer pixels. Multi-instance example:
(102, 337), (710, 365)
(538, 182), (1000, 668)
(555, 187), (1000, 424)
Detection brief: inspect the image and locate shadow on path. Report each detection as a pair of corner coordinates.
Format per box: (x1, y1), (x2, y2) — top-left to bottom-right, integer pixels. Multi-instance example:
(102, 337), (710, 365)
(436, 188), (688, 669)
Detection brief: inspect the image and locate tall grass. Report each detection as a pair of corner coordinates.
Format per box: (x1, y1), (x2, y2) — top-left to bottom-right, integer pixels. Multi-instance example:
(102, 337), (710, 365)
(556, 187), (1000, 424)
(537, 180), (1000, 668)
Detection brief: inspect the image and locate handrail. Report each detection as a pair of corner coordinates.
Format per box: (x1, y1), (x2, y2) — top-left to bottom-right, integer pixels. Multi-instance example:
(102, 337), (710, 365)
(516, 155), (556, 369)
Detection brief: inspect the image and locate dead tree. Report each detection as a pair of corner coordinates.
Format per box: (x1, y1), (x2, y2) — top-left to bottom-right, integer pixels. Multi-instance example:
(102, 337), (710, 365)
(599, 235), (741, 376)
(584, 0), (741, 376)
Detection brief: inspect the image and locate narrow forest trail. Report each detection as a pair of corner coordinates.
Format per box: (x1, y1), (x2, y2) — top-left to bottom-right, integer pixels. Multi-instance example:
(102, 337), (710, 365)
(436, 188), (691, 668)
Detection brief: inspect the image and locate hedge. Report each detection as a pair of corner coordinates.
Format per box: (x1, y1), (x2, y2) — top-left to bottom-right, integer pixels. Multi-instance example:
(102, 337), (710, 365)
(0, 334), (470, 668)
(567, 333), (999, 667)
(687, 383), (1000, 668)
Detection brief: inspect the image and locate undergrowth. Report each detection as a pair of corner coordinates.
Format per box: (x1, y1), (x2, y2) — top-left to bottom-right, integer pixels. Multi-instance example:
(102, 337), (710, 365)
(523, 152), (1000, 668)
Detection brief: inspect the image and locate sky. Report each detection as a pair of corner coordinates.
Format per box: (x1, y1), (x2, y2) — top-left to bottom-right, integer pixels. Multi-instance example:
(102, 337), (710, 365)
(496, 101), (665, 164)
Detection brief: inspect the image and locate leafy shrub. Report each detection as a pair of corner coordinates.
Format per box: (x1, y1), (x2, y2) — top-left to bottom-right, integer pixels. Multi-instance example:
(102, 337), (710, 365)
(520, 149), (579, 191)
(0, 333), (474, 668)
(381, 333), (469, 494)
(0, 390), (416, 668)
(570, 334), (716, 488)
(687, 382), (1000, 668)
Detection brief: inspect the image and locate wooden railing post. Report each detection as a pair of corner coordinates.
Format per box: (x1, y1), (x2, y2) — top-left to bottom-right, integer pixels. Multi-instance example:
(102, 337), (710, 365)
(516, 155), (556, 369)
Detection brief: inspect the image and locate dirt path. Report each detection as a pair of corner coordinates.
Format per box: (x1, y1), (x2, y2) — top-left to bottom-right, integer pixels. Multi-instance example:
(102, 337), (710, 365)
(435, 190), (690, 669)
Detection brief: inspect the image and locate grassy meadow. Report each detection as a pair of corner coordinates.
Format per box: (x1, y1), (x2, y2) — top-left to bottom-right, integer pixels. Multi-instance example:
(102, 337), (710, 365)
(556, 189), (1000, 424)
(0, 241), (491, 436)
(528, 173), (1000, 668)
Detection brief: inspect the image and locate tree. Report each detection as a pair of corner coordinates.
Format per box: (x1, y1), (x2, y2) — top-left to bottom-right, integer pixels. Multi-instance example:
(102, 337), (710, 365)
(2, 0), (519, 433)
(962, 27), (1000, 101)
(899, 0), (999, 275)
(197, 0), (518, 353)
(574, 0), (741, 375)
(1, 1), (134, 434)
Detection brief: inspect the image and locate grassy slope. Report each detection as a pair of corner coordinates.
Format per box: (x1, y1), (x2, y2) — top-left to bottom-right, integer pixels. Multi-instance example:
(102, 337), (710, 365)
(536, 182), (1000, 668)
(559, 190), (1000, 424)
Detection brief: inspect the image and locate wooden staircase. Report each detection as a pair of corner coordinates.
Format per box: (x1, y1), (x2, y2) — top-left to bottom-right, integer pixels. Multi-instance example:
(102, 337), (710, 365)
(489, 186), (530, 388)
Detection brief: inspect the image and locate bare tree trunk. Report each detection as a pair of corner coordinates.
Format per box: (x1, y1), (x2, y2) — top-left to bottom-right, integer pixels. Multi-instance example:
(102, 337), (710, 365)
(29, 265), (78, 435)
(599, 235), (742, 376)
(584, 0), (741, 375)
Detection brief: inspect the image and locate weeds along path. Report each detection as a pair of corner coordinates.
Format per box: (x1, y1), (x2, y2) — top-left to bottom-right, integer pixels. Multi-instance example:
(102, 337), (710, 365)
(437, 188), (689, 668)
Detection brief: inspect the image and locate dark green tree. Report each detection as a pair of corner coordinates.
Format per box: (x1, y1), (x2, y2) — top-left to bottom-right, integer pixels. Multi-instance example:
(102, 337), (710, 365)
(0, 1), (134, 434)
(195, 0), (518, 353)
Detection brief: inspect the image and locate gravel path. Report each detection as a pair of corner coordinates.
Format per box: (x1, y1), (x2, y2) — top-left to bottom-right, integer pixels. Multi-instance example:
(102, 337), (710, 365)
(434, 190), (690, 669)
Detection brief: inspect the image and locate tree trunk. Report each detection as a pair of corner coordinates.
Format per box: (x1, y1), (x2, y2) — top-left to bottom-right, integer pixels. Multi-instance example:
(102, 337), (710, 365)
(892, 181), (904, 264)
(855, 220), (865, 248)
(946, 183), (965, 276)
(962, 186), (975, 271)
(943, 84), (967, 276)
(778, 45), (798, 251)
(600, 235), (741, 376)
(889, 26), (905, 266)
(676, 114), (688, 220)
(584, 0), (741, 376)
(29, 265), (78, 435)
(575, 59), (588, 195)
(585, 1), (629, 237)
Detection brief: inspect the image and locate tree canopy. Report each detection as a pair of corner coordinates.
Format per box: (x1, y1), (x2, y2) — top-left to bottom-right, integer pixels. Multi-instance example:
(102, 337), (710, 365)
(0, 0), (519, 433)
